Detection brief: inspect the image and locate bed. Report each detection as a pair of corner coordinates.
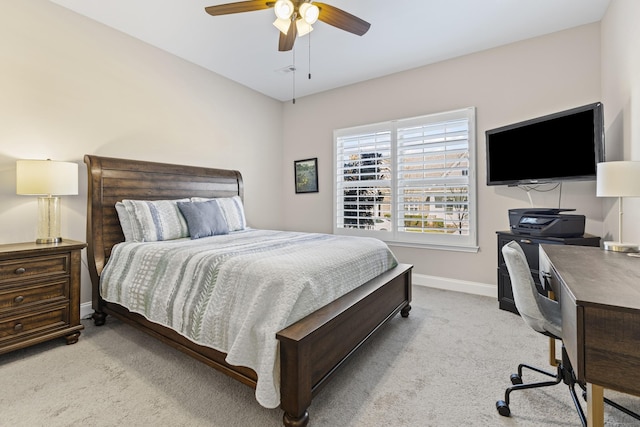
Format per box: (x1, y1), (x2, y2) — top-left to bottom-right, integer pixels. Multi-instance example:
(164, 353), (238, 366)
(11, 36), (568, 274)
(84, 154), (412, 427)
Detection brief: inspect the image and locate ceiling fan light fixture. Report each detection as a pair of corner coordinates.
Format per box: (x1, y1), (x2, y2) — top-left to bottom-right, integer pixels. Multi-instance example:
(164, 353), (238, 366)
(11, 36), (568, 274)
(274, 0), (294, 20)
(295, 19), (313, 37)
(299, 3), (319, 25)
(205, 0), (371, 52)
(273, 17), (291, 35)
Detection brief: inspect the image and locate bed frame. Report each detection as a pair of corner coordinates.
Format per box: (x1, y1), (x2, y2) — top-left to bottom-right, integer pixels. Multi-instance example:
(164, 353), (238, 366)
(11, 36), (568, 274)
(84, 154), (412, 427)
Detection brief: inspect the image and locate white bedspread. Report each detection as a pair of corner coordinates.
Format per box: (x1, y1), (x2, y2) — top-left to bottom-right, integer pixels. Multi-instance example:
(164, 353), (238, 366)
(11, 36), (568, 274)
(100, 229), (397, 408)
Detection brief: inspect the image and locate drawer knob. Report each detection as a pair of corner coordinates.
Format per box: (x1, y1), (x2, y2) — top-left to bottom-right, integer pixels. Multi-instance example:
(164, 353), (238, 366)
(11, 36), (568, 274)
(14, 295), (25, 304)
(14, 267), (26, 275)
(14, 323), (24, 332)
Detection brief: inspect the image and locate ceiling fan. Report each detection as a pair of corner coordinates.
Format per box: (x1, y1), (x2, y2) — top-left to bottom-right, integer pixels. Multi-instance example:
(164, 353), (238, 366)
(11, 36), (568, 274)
(205, 1), (371, 52)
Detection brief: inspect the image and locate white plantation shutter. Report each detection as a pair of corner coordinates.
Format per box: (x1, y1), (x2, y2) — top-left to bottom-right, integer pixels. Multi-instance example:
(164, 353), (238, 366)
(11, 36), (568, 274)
(335, 126), (392, 233)
(397, 115), (470, 235)
(334, 108), (477, 250)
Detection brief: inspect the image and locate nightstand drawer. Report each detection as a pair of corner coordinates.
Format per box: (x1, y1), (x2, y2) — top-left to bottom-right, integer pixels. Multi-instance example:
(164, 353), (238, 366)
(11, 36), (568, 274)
(0, 305), (68, 342)
(0, 254), (69, 284)
(0, 279), (68, 313)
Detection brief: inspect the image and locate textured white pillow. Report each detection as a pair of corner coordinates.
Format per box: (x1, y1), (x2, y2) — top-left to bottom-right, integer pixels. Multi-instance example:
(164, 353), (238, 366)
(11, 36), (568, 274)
(121, 198), (189, 242)
(115, 202), (135, 242)
(216, 196), (247, 231)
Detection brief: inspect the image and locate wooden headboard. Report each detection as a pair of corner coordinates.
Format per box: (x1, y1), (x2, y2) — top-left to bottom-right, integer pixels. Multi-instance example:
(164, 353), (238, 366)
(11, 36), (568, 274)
(84, 155), (243, 303)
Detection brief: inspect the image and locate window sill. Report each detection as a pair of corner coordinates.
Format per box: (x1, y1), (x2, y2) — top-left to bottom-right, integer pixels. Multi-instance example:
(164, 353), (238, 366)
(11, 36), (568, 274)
(384, 240), (479, 253)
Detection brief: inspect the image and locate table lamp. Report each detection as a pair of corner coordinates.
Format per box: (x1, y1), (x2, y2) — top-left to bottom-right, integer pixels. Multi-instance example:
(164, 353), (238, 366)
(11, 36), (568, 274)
(596, 160), (640, 252)
(16, 159), (79, 244)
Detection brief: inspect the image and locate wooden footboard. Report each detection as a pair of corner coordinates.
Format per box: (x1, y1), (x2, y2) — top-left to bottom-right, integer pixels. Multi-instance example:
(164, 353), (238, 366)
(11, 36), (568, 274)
(278, 263), (412, 426)
(84, 154), (413, 427)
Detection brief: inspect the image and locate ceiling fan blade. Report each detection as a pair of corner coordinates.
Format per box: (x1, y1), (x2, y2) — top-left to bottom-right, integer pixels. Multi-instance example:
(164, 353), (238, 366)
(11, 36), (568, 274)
(278, 23), (297, 51)
(314, 2), (370, 36)
(205, 1), (274, 16)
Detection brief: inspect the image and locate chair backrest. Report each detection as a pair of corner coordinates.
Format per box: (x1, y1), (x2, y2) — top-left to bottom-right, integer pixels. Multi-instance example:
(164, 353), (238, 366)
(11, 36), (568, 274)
(502, 241), (562, 339)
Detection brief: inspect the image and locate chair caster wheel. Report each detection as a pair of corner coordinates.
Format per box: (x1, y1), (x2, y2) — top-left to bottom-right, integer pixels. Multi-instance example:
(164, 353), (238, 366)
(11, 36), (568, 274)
(496, 400), (511, 417)
(510, 373), (523, 385)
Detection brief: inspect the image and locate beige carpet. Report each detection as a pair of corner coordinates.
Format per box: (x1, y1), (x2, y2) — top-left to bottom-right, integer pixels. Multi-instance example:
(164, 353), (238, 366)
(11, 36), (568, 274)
(1, 286), (639, 426)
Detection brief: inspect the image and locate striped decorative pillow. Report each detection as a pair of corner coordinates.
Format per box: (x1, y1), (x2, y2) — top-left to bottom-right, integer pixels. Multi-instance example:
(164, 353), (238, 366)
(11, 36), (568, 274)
(121, 199), (189, 242)
(115, 202), (135, 242)
(216, 196), (247, 231)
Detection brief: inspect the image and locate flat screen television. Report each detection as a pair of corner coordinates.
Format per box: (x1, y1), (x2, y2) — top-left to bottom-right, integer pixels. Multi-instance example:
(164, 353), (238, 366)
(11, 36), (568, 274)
(485, 102), (604, 186)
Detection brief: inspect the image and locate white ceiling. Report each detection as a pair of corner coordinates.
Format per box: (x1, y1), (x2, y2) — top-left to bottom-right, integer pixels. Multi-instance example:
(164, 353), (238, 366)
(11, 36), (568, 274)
(50, 0), (611, 102)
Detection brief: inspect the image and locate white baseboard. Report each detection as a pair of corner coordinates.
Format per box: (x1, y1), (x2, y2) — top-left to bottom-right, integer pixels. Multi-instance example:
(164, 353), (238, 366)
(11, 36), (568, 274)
(80, 302), (94, 320)
(412, 273), (496, 298)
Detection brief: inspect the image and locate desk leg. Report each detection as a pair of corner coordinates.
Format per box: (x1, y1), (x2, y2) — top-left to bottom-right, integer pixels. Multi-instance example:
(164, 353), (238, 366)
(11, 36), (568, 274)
(587, 383), (604, 427)
(549, 337), (559, 366)
(547, 290), (559, 367)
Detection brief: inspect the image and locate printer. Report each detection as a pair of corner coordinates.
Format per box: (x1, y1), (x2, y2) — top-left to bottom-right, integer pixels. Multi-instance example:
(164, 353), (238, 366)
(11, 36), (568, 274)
(508, 208), (585, 237)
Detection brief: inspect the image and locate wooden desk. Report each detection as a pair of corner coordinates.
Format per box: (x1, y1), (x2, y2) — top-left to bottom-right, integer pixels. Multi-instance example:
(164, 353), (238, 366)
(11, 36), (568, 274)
(539, 244), (640, 427)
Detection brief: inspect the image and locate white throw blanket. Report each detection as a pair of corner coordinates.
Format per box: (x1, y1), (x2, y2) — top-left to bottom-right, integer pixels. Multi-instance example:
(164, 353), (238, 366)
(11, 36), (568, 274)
(100, 229), (398, 408)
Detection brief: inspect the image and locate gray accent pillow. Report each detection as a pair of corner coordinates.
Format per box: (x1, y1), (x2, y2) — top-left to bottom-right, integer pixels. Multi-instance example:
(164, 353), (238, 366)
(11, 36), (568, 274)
(191, 196), (247, 231)
(177, 200), (229, 239)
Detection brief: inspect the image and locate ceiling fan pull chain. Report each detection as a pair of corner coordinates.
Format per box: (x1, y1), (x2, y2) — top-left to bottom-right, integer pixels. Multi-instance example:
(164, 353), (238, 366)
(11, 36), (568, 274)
(308, 31), (312, 80)
(292, 47), (296, 104)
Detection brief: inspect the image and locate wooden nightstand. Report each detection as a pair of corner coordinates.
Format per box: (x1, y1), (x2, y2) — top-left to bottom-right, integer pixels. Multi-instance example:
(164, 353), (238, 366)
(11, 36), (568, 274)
(0, 239), (86, 355)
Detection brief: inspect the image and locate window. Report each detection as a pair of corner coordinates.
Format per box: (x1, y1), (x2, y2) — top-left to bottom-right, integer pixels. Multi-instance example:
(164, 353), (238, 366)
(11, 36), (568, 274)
(334, 107), (477, 251)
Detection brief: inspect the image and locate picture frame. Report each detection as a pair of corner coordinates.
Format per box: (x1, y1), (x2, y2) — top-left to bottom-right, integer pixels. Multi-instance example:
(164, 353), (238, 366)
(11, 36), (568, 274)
(294, 158), (319, 194)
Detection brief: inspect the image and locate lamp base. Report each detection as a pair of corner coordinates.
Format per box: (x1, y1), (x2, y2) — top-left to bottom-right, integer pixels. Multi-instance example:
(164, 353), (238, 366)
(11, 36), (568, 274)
(36, 196), (62, 245)
(603, 241), (640, 253)
(36, 237), (63, 244)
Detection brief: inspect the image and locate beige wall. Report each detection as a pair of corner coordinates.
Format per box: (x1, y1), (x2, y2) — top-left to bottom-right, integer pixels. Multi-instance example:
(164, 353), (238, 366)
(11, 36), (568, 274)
(282, 24), (603, 287)
(0, 1), (284, 305)
(601, 0), (640, 244)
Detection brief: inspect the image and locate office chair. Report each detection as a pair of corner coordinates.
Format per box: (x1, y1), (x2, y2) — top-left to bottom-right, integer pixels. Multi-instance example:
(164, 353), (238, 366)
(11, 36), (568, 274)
(495, 241), (583, 422)
(496, 241), (640, 425)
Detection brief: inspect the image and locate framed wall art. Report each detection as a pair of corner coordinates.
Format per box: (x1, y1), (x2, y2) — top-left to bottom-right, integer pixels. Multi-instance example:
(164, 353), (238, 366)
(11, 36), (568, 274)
(294, 158), (319, 194)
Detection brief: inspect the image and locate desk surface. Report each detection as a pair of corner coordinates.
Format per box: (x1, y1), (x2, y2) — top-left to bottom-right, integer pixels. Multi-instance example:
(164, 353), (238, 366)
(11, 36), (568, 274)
(541, 244), (640, 397)
(541, 244), (640, 311)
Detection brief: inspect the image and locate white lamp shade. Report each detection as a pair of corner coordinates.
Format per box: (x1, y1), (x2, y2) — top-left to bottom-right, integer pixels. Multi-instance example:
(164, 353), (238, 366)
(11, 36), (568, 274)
(299, 3), (319, 25)
(16, 160), (79, 196)
(596, 161), (640, 198)
(296, 19), (313, 37)
(273, 17), (292, 35)
(274, 0), (294, 20)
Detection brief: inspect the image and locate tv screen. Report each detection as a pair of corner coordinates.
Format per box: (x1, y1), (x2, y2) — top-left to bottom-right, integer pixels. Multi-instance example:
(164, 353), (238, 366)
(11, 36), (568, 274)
(485, 102), (604, 186)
